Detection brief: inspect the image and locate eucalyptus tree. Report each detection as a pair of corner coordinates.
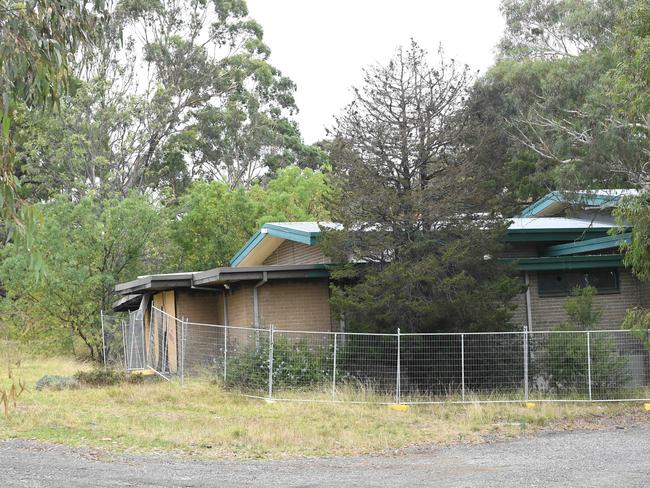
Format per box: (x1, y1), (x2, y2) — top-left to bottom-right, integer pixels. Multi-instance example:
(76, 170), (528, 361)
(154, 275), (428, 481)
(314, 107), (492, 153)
(15, 0), (308, 199)
(0, 0), (106, 243)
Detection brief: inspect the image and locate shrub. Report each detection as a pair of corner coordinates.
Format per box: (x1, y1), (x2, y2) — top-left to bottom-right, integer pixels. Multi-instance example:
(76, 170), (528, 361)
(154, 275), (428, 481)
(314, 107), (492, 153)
(225, 336), (333, 390)
(35, 375), (79, 391)
(73, 368), (126, 387)
(539, 287), (628, 393)
(543, 333), (629, 391)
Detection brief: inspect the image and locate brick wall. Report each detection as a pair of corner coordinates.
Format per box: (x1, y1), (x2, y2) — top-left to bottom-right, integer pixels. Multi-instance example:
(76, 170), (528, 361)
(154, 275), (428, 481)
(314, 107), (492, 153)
(257, 278), (333, 331)
(514, 268), (645, 330)
(227, 285), (254, 327)
(175, 289), (224, 370)
(262, 240), (331, 265)
(175, 289), (223, 324)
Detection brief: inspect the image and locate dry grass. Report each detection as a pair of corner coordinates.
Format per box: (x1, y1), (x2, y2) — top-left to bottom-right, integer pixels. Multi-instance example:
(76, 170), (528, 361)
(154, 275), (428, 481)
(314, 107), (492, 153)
(0, 353), (649, 459)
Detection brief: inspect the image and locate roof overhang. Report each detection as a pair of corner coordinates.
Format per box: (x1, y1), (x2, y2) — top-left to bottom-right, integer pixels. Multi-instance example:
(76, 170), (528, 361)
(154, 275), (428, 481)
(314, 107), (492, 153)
(506, 254), (624, 271)
(112, 294), (143, 312)
(193, 264), (330, 286)
(115, 265), (331, 296)
(115, 273), (194, 295)
(506, 227), (613, 242)
(542, 233), (631, 257)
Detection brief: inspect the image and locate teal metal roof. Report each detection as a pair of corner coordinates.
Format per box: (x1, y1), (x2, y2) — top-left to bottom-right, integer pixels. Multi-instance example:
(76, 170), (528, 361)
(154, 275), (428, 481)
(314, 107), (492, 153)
(517, 189), (638, 218)
(230, 222), (324, 266)
(542, 233), (631, 257)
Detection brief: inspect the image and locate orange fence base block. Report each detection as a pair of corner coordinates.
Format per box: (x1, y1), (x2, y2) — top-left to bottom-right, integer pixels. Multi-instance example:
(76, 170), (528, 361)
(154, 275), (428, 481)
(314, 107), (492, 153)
(388, 404), (410, 412)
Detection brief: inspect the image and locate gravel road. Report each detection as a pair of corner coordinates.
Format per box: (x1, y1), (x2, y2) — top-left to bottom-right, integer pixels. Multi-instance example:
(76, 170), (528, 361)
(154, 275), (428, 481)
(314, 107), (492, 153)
(1, 425), (649, 487)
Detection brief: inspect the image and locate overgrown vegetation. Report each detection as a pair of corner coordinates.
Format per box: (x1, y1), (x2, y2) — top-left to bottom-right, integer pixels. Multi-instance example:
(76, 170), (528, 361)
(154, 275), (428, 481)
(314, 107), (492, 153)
(0, 355), (647, 459)
(539, 288), (628, 392)
(224, 337), (334, 390)
(2, 0), (650, 360)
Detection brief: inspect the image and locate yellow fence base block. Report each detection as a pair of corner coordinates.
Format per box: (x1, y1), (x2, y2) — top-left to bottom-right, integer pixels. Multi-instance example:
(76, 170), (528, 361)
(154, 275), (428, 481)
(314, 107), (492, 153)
(388, 404), (410, 412)
(526, 402), (537, 409)
(130, 369), (156, 376)
(644, 403), (650, 412)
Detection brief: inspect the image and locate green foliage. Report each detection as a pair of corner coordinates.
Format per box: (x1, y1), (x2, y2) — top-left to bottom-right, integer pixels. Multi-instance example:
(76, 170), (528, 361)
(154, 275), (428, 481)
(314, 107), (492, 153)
(541, 287), (628, 392)
(562, 286), (603, 330)
(622, 307), (650, 352)
(250, 166), (330, 226)
(172, 181), (259, 270)
(323, 42), (521, 333)
(73, 368), (137, 387)
(1, 0), (106, 232)
(171, 166), (329, 270)
(499, 0), (628, 59)
(0, 194), (167, 359)
(224, 336), (333, 390)
(543, 333), (629, 391)
(34, 375), (79, 391)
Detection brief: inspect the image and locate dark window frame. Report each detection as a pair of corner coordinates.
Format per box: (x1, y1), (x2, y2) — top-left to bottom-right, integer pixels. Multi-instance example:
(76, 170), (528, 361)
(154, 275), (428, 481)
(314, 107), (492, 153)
(537, 268), (620, 297)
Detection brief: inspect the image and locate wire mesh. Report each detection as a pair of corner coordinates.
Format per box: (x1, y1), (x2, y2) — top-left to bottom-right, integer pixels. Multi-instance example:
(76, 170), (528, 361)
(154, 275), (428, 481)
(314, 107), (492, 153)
(100, 312), (127, 369)
(107, 311), (650, 404)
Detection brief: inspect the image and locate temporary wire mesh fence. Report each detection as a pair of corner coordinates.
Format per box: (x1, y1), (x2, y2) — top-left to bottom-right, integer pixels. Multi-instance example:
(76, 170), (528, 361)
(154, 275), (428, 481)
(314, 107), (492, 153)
(101, 310), (146, 371)
(105, 307), (650, 403)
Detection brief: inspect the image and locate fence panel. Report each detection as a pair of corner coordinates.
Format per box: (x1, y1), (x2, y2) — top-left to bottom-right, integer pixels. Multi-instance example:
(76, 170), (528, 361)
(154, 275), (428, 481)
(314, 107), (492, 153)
(100, 312), (126, 368)
(463, 332), (525, 399)
(106, 313), (650, 404)
(590, 330), (650, 400)
(400, 334), (463, 402)
(271, 330), (335, 400)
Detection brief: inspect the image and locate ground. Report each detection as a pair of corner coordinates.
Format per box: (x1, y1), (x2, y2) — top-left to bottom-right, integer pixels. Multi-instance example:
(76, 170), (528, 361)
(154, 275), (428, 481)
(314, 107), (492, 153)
(2, 355), (650, 460)
(1, 424), (649, 487)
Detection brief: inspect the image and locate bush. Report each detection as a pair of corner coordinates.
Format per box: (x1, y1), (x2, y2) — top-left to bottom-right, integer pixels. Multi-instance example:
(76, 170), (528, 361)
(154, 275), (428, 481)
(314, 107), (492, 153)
(542, 333), (629, 391)
(538, 287), (629, 393)
(73, 368), (126, 387)
(35, 375), (79, 391)
(225, 336), (333, 390)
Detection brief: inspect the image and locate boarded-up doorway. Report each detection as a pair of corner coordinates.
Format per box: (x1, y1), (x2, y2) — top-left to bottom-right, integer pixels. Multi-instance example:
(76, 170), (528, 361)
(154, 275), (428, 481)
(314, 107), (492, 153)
(150, 290), (178, 373)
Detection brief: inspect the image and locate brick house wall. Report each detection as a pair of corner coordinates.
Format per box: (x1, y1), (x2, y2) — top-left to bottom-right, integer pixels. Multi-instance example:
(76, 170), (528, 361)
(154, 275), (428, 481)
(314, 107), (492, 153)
(257, 278), (334, 332)
(175, 289), (224, 371)
(521, 268), (645, 330)
(262, 241), (331, 265)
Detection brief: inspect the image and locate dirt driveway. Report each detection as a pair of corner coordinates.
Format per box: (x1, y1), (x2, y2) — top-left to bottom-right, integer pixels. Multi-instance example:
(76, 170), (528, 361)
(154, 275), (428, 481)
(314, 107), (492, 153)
(1, 424), (649, 487)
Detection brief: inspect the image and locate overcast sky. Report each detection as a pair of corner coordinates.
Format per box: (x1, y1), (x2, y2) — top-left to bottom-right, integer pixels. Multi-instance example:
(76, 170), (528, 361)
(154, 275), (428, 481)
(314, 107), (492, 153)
(246, 0), (505, 143)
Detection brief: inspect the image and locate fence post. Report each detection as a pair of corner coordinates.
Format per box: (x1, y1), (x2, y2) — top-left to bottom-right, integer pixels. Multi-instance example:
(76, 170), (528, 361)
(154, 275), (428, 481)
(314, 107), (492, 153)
(523, 324), (529, 403)
(100, 310), (107, 369)
(223, 326), (228, 385)
(460, 333), (465, 402)
(268, 325), (274, 400)
(396, 328), (401, 405)
(121, 319), (128, 371)
(180, 318), (187, 386)
(332, 332), (338, 399)
(587, 330), (592, 401)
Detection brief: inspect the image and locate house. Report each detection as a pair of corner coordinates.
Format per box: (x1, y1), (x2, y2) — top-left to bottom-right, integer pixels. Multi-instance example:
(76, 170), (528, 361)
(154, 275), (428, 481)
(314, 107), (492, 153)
(505, 189), (649, 331)
(113, 189), (646, 372)
(113, 223), (339, 372)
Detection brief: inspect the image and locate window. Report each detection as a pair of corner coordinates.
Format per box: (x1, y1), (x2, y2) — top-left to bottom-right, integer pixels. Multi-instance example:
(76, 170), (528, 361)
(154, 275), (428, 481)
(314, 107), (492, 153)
(537, 269), (619, 297)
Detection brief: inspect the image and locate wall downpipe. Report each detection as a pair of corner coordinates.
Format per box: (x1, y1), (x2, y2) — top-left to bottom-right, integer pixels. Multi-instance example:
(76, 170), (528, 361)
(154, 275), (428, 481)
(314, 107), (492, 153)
(253, 271), (268, 329)
(524, 271), (533, 332)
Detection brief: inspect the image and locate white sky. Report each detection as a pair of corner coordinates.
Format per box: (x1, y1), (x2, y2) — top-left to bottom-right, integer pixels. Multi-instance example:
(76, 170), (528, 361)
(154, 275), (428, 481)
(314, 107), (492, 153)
(246, 0), (505, 143)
